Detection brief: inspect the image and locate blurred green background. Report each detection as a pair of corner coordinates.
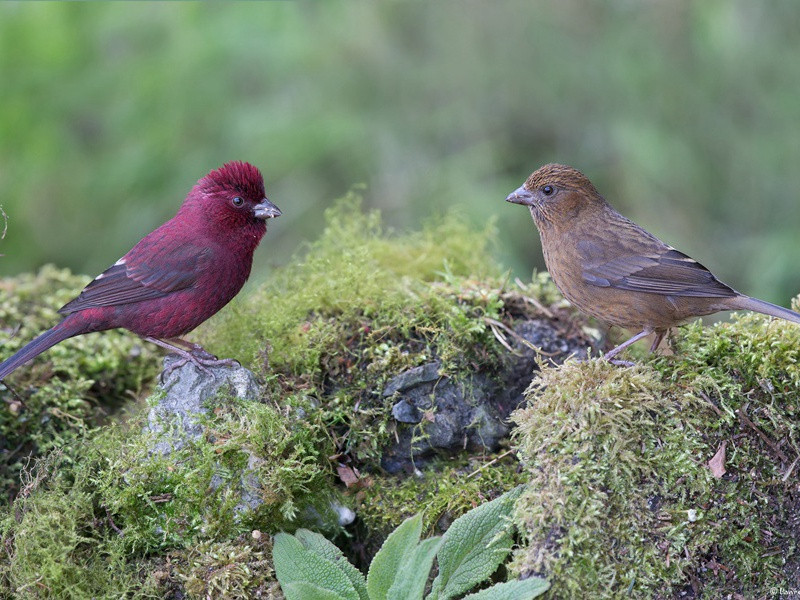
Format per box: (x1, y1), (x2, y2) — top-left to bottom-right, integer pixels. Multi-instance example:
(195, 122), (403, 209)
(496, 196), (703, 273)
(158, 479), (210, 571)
(2, 2), (800, 303)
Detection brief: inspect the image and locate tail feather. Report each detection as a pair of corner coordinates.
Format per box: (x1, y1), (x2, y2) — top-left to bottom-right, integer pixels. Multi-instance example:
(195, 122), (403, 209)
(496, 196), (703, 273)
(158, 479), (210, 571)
(728, 295), (800, 325)
(0, 323), (78, 380)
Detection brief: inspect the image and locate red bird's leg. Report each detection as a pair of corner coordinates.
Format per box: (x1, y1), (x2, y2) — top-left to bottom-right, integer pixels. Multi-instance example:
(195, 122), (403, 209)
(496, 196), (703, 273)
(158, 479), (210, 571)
(167, 337), (221, 361)
(603, 328), (654, 365)
(168, 338), (241, 369)
(144, 337), (239, 379)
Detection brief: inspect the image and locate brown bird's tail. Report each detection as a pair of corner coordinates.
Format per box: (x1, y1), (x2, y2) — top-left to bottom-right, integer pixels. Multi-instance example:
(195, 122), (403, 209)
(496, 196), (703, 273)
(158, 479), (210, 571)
(726, 295), (800, 325)
(0, 321), (81, 380)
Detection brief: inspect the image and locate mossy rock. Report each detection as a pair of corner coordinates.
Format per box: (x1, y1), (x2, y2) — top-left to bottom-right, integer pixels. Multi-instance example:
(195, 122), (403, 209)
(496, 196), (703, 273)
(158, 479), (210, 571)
(511, 312), (800, 598)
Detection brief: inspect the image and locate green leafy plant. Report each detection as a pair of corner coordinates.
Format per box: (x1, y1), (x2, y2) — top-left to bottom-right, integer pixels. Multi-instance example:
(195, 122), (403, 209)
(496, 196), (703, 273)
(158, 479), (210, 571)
(273, 486), (549, 600)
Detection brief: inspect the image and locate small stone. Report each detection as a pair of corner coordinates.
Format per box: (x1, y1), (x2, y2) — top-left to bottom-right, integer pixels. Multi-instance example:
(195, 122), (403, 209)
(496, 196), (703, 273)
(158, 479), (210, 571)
(147, 355), (260, 454)
(392, 399), (422, 423)
(251, 529), (262, 541)
(383, 361), (441, 396)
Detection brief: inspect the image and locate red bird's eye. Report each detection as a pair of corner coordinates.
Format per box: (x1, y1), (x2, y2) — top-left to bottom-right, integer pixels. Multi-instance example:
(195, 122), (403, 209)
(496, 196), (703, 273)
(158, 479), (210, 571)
(232, 196), (244, 207)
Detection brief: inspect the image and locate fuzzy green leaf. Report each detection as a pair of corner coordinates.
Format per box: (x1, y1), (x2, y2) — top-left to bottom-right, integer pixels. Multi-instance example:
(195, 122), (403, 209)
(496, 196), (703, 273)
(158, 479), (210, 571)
(460, 578), (550, 600)
(273, 532), (360, 600)
(429, 486), (524, 600)
(386, 535), (443, 600)
(367, 512), (423, 600)
(283, 582), (351, 600)
(295, 529), (369, 600)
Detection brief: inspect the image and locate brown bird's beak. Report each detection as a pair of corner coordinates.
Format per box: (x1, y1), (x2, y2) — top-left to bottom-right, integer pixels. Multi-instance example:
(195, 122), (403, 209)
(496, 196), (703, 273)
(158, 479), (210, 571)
(506, 185), (535, 206)
(253, 198), (282, 220)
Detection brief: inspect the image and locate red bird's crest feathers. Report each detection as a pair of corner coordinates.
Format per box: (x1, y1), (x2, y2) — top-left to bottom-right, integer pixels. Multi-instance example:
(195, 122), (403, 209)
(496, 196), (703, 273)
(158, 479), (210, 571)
(200, 161), (265, 200)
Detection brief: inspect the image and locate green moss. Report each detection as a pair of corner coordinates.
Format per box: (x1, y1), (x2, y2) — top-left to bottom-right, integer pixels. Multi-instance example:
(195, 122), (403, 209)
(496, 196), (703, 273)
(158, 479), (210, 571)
(0, 265), (160, 499)
(0, 384), (333, 598)
(204, 193), (500, 370)
(178, 537), (283, 599)
(1, 450), (163, 599)
(511, 310), (800, 598)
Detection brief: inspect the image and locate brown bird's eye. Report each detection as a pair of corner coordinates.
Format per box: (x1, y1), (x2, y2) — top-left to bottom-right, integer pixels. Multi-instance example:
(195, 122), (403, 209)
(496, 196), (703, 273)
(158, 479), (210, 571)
(232, 196), (244, 207)
(542, 185), (555, 197)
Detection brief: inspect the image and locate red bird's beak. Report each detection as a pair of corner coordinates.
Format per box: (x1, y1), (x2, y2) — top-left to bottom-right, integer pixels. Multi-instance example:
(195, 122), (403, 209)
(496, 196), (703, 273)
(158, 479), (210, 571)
(506, 185), (535, 206)
(253, 198), (282, 220)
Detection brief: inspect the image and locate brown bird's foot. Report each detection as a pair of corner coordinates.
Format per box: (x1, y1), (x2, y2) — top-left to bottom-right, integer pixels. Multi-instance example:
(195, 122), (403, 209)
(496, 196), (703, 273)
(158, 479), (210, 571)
(145, 337), (240, 381)
(608, 359), (637, 367)
(603, 328), (654, 364)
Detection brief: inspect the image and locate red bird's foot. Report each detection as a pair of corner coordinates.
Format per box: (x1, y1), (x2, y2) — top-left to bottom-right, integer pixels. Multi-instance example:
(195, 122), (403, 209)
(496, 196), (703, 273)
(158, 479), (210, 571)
(144, 337), (240, 381)
(160, 355), (240, 381)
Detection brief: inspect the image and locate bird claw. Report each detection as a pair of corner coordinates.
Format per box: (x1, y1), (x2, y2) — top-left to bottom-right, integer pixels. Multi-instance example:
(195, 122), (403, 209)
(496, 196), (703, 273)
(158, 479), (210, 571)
(185, 344), (218, 361)
(608, 359), (636, 367)
(159, 352), (240, 383)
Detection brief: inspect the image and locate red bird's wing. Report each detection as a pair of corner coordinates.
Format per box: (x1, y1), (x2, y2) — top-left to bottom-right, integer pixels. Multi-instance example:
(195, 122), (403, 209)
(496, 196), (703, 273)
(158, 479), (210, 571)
(58, 242), (211, 315)
(580, 246), (737, 298)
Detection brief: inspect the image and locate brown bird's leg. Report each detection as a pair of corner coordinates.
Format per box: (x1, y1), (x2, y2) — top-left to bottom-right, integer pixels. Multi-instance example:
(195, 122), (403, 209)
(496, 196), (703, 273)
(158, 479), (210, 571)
(649, 329), (667, 354)
(144, 337), (239, 380)
(604, 328), (654, 363)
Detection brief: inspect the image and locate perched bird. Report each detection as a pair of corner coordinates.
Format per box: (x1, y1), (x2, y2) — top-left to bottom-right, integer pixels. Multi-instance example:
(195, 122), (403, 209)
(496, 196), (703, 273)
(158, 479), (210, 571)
(506, 163), (800, 360)
(0, 161), (281, 380)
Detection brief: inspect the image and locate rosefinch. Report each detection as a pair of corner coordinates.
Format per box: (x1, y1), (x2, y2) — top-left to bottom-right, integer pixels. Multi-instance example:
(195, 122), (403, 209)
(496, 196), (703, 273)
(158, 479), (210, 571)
(507, 163), (800, 360)
(0, 161), (281, 379)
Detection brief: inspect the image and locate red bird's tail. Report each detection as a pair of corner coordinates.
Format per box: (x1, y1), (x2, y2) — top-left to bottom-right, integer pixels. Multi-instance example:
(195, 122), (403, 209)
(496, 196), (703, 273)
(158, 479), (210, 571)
(0, 321), (81, 380)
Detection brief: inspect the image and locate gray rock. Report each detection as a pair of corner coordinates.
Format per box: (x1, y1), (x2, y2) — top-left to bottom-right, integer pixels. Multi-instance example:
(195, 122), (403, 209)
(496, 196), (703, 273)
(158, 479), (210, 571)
(383, 361), (441, 396)
(391, 399), (423, 423)
(147, 356), (263, 515)
(146, 356), (357, 525)
(380, 318), (594, 473)
(147, 355), (260, 455)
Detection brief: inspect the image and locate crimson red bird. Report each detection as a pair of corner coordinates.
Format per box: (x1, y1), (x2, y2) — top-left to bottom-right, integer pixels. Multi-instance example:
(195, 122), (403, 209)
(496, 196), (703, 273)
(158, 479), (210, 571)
(0, 161), (281, 380)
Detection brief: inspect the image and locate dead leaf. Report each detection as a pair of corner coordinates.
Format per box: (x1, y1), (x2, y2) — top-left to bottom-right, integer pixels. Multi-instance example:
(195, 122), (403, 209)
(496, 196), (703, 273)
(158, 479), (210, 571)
(708, 441), (727, 479)
(336, 464), (360, 487)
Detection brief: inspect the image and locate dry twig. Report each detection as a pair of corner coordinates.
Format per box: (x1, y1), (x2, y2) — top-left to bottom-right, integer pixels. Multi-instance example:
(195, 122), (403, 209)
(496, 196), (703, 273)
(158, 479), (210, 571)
(738, 404), (789, 463)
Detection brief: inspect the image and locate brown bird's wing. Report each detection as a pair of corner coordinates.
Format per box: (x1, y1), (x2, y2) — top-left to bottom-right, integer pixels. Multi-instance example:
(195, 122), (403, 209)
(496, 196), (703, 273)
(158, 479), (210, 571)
(578, 242), (737, 298)
(58, 242), (211, 315)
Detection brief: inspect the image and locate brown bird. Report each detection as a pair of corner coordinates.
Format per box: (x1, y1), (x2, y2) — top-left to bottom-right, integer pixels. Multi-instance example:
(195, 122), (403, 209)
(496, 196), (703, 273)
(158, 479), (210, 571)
(506, 163), (800, 360)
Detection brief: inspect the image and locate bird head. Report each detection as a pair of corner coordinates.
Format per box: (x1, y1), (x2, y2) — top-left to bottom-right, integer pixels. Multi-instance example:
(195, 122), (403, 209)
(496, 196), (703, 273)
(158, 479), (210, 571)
(506, 163), (604, 228)
(182, 161), (282, 240)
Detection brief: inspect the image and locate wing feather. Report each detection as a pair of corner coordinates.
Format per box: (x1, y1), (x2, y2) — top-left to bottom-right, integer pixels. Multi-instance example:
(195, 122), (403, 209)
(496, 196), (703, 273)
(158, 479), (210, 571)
(580, 244), (737, 299)
(59, 242), (211, 315)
